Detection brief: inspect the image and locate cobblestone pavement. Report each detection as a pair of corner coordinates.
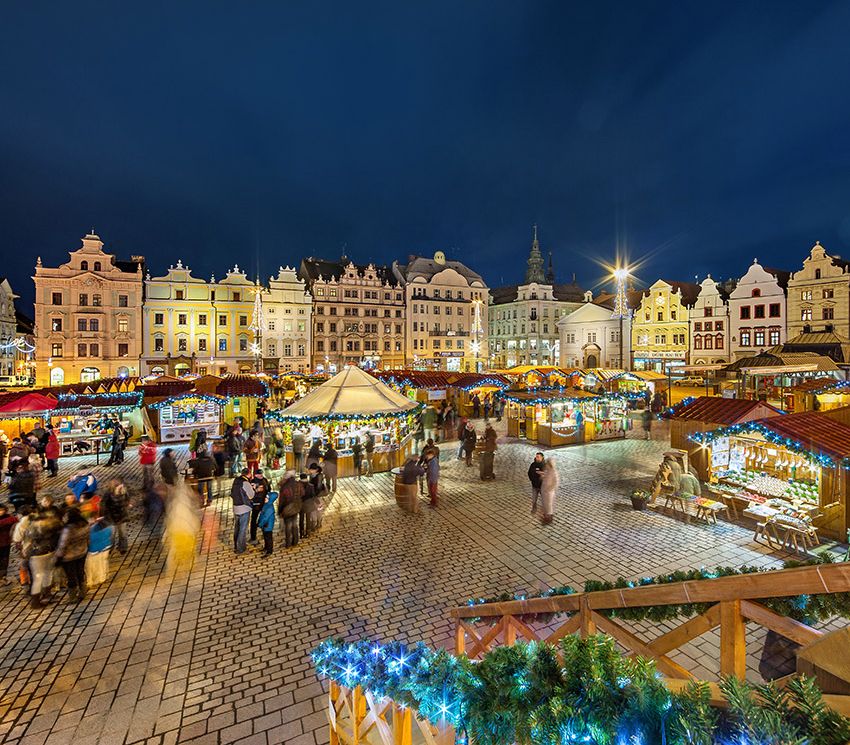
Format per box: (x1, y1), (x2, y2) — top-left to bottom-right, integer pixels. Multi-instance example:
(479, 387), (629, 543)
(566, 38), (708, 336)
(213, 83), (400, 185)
(0, 422), (841, 744)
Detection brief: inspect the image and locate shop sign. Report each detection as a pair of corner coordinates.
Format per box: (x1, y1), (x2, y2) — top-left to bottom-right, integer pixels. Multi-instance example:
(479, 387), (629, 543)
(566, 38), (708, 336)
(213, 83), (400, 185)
(427, 389), (447, 400)
(435, 351), (463, 357)
(78, 406), (94, 416)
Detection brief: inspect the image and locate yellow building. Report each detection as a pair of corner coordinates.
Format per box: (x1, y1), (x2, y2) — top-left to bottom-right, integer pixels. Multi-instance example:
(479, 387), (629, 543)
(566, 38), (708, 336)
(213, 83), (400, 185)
(630, 280), (699, 372)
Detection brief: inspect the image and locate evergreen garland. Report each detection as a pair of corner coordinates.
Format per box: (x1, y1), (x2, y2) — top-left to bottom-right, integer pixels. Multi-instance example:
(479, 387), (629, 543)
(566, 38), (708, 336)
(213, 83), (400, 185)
(466, 555), (850, 627)
(313, 635), (849, 745)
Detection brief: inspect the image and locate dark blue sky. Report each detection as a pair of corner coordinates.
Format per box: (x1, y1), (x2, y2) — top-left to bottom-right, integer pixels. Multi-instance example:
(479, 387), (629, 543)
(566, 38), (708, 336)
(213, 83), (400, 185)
(3, 1), (850, 309)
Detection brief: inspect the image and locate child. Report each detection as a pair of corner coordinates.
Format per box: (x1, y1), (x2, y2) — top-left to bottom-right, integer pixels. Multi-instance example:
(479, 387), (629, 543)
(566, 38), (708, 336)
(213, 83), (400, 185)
(87, 518), (114, 588)
(0, 504), (19, 584)
(257, 492), (277, 557)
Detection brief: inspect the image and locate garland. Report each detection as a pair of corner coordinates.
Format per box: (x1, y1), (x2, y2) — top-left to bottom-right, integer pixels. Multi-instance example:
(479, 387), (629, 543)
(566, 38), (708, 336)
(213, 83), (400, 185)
(465, 556), (850, 626)
(265, 404), (422, 423)
(313, 635), (850, 745)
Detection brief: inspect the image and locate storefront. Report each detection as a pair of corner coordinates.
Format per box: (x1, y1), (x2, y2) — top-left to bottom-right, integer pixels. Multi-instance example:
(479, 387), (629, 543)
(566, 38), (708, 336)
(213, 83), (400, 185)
(49, 391), (145, 454)
(146, 392), (227, 443)
(692, 410), (850, 540)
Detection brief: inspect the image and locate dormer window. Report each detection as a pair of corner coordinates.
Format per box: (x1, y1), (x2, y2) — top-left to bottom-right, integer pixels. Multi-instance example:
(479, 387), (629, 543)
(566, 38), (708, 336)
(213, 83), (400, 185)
(233, 292), (241, 302)
(815, 269), (822, 279)
(80, 261), (89, 271)
(751, 288), (761, 297)
(94, 262), (101, 271)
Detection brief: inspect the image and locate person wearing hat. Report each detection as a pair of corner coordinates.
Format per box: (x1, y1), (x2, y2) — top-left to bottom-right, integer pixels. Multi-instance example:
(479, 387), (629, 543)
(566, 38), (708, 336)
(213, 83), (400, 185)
(461, 422), (478, 467)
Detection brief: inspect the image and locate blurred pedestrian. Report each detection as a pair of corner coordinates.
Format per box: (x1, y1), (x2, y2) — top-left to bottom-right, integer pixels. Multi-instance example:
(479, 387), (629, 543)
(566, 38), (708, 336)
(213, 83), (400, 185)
(56, 507), (89, 602)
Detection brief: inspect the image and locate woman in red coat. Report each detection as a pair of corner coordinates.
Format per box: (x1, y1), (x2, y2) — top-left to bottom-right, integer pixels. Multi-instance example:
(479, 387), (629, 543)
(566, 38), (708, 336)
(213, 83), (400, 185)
(45, 425), (60, 477)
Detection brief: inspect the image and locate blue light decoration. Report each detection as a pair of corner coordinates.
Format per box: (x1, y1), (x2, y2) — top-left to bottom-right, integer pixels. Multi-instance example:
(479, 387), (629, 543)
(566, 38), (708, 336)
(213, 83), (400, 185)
(264, 403), (423, 424)
(147, 392), (228, 409)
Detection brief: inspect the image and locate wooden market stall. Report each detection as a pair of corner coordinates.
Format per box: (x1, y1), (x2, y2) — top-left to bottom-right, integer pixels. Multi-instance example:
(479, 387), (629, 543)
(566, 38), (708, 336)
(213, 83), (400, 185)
(669, 396), (783, 481)
(0, 391), (57, 440)
(792, 378), (850, 413)
(268, 365), (421, 476)
(567, 368), (625, 393)
(49, 391), (145, 452)
(370, 369), (511, 416)
(692, 410), (850, 540)
(503, 388), (631, 446)
(494, 365), (572, 390)
(609, 370), (669, 401)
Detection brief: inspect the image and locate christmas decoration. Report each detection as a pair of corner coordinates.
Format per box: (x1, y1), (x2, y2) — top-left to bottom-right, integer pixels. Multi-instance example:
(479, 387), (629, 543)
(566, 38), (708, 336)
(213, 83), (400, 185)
(147, 392), (227, 409)
(691, 423), (837, 468)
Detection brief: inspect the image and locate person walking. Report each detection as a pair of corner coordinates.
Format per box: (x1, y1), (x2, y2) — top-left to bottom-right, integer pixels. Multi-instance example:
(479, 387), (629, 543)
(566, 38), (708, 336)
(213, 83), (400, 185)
(9, 462), (36, 512)
(102, 480), (130, 554)
(257, 491), (277, 557)
(425, 450), (440, 508)
(44, 425), (60, 477)
(456, 417), (468, 460)
(421, 405), (437, 443)
(139, 436), (157, 492)
(540, 459), (559, 525)
(160, 448), (178, 487)
(277, 471), (301, 548)
(462, 423), (477, 467)
(418, 439), (439, 495)
(472, 394), (481, 419)
(230, 469), (254, 555)
(322, 444), (338, 494)
(642, 407), (653, 440)
(191, 447), (216, 506)
(306, 439), (322, 470)
(86, 517), (114, 588)
(528, 453), (545, 514)
(483, 396), (491, 421)
(55, 507), (89, 602)
(26, 502), (62, 607)
(480, 423), (497, 480)
(299, 473), (318, 538)
(363, 431), (375, 476)
(106, 420), (125, 466)
(0, 504), (18, 584)
(351, 438), (363, 479)
(249, 469), (270, 543)
(243, 432), (262, 478)
(291, 430), (306, 473)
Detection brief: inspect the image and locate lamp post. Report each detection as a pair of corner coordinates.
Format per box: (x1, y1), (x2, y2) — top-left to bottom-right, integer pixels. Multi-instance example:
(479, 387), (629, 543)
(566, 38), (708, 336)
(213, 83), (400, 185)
(612, 266), (630, 370)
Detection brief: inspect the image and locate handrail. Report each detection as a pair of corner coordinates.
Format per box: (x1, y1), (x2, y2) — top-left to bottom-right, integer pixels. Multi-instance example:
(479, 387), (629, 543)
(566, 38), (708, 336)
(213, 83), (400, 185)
(451, 561), (850, 619)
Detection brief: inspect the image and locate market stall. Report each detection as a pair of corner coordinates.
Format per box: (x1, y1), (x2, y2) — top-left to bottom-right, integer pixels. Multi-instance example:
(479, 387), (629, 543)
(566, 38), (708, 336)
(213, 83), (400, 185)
(49, 391), (145, 455)
(371, 370), (511, 417)
(792, 378), (850, 413)
(692, 410), (850, 540)
(494, 366), (572, 390)
(145, 391), (227, 443)
(609, 370), (668, 402)
(267, 365), (421, 476)
(502, 388), (630, 446)
(0, 391), (57, 440)
(567, 368), (625, 393)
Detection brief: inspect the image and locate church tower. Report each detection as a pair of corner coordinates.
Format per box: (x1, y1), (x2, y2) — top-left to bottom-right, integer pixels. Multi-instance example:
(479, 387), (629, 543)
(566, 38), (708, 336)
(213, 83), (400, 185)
(524, 224), (546, 284)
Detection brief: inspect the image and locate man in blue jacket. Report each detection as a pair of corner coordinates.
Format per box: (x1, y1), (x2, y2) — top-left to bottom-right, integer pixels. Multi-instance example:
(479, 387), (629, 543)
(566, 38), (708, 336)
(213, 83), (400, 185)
(257, 492), (277, 557)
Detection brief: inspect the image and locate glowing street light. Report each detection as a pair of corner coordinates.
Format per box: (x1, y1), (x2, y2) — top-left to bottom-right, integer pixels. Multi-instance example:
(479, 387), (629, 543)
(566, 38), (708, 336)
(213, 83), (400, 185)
(611, 265), (630, 371)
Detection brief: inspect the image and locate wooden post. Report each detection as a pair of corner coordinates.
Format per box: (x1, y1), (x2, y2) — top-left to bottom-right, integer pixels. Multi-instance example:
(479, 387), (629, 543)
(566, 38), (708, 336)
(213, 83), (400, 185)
(720, 600), (747, 679)
(504, 616), (517, 646)
(454, 620), (466, 655)
(329, 682), (340, 745)
(579, 596), (596, 638)
(393, 703), (412, 745)
(352, 686), (366, 744)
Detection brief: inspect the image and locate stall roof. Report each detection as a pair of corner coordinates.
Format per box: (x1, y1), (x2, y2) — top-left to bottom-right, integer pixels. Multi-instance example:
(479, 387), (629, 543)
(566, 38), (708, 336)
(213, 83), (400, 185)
(371, 369), (511, 390)
(791, 378), (850, 394)
(0, 391), (57, 415)
(570, 368), (624, 382)
(53, 392), (143, 411)
(279, 365), (419, 418)
(726, 351), (839, 373)
(614, 370), (668, 382)
(670, 396), (782, 425)
(214, 375), (267, 398)
(501, 388), (600, 403)
(137, 380), (195, 399)
(752, 412), (850, 461)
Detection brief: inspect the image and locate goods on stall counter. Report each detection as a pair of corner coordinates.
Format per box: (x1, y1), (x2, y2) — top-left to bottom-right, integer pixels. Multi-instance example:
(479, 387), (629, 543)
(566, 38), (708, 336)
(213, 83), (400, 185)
(715, 470), (818, 502)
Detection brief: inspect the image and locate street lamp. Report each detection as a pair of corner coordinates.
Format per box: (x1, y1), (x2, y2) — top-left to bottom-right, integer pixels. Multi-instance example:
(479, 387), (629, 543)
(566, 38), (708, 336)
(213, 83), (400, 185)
(611, 266), (630, 370)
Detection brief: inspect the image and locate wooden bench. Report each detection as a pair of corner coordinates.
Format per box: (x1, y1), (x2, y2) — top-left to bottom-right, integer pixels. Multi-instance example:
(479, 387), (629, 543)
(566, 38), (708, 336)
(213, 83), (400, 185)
(662, 492), (693, 522)
(693, 497), (729, 524)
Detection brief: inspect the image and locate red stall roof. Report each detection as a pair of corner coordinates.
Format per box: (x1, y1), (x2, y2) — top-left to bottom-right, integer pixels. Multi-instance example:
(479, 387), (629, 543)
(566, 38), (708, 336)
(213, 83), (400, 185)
(753, 411), (850, 461)
(671, 396), (783, 425)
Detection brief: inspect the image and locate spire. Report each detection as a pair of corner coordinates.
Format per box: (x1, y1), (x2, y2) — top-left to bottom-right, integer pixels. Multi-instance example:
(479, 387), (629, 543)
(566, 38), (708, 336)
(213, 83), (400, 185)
(545, 251), (555, 283)
(524, 224), (545, 284)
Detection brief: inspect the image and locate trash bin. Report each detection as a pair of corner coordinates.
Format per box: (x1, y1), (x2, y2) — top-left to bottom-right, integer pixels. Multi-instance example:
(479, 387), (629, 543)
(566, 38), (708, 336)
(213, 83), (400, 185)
(392, 468), (419, 513)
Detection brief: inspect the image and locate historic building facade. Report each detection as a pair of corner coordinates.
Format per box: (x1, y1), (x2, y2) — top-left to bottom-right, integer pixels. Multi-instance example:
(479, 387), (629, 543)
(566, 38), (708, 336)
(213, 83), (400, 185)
(34, 232), (144, 386)
(689, 276), (731, 366)
(264, 266), (312, 374)
(728, 260), (787, 361)
(630, 280), (698, 371)
(557, 292), (632, 369)
(0, 278), (19, 378)
(393, 251), (489, 372)
(786, 242), (850, 339)
(488, 227), (584, 368)
(300, 258), (405, 372)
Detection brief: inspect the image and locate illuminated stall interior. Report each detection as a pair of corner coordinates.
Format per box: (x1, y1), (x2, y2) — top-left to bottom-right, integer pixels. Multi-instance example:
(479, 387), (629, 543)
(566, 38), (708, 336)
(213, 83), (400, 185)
(494, 365), (572, 390)
(567, 368), (625, 393)
(693, 410), (850, 540)
(268, 365), (421, 476)
(792, 378), (850, 413)
(370, 370), (511, 415)
(609, 370), (668, 400)
(503, 389), (630, 446)
(49, 391), (144, 453)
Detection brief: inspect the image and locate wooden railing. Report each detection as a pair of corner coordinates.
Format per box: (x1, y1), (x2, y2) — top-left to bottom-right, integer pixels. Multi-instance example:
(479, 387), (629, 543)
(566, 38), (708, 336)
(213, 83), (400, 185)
(326, 563), (850, 743)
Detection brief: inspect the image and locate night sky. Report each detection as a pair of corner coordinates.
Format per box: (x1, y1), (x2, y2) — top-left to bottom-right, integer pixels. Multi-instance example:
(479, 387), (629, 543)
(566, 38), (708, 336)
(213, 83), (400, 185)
(3, 1), (850, 310)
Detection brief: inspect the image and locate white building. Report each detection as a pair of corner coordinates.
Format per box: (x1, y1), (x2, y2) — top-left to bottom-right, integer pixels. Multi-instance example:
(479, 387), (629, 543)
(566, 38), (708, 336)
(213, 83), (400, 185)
(557, 293), (632, 369)
(728, 259), (787, 361)
(690, 276), (731, 366)
(264, 266), (312, 374)
(0, 278), (19, 378)
(393, 251), (489, 372)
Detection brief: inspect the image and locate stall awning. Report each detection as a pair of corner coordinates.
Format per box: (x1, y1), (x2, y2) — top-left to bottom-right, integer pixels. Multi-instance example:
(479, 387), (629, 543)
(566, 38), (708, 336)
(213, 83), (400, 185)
(53, 392), (143, 411)
(670, 396), (783, 425)
(726, 351), (839, 374)
(572, 368), (625, 382)
(613, 370), (667, 382)
(501, 389), (601, 404)
(0, 392), (57, 416)
(791, 378), (849, 394)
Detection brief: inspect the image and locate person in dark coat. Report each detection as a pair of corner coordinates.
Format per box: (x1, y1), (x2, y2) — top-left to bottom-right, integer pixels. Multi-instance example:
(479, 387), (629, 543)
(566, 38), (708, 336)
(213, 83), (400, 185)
(528, 453), (545, 514)
(277, 471), (301, 548)
(0, 504), (18, 584)
(9, 462), (36, 512)
(101, 480), (130, 554)
(55, 507), (89, 602)
(461, 423), (477, 467)
(191, 447), (217, 506)
(106, 420), (125, 466)
(291, 431), (306, 473)
(401, 456), (424, 484)
(249, 470), (271, 543)
(480, 423), (497, 480)
(306, 439), (322, 469)
(351, 439), (363, 479)
(159, 449), (178, 486)
(299, 473), (318, 538)
(322, 445), (338, 494)
(472, 394), (481, 418)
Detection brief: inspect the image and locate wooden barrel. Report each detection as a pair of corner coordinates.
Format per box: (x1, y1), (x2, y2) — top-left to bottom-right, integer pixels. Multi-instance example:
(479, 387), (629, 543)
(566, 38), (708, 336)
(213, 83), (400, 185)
(393, 470), (420, 513)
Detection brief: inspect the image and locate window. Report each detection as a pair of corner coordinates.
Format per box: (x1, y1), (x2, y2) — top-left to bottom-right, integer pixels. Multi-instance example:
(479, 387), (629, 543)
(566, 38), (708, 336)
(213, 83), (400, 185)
(239, 338), (248, 352)
(704, 307), (713, 317)
(92, 294), (101, 307)
(268, 321), (275, 332)
(89, 343), (99, 357)
(239, 315), (248, 326)
(824, 288), (834, 299)
(94, 262), (101, 271)
(330, 322), (337, 333)
(198, 314), (207, 326)
(657, 311), (663, 322)
(298, 343), (305, 356)
(655, 334), (667, 345)
(51, 292), (62, 305)
(703, 322), (712, 331)
(704, 336), (713, 350)
(77, 319), (87, 331)
(80, 261), (88, 270)
(118, 343), (128, 357)
(317, 341), (324, 352)
(801, 308), (812, 321)
(433, 339), (441, 349)
(384, 341), (391, 352)
(51, 343), (63, 357)
(77, 344), (87, 358)
(752, 288), (761, 297)
(219, 314), (227, 326)
(769, 328), (780, 345)
(51, 318), (62, 332)
(739, 306), (751, 320)
(268, 342), (276, 356)
(178, 338), (188, 352)
(587, 332), (596, 343)
(694, 336), (703, 350)
(118, 318), (128, 333)
(233, 292), (241, 302)
(823, 307), (834, 320)
(801, 290), (813, 301)
(218, 338), (227, 352)
(198, 338), (207, 352)
(154, 313), (164, 325)
(154, 337), (164, 352)
(118, 295), (128, 308)
(815, 269), (822, 279)
(769, 303), (781, 318)
(715, 321), (724, 331)
(754, 329), (765, 346)
(89, 319), (99, 332)
(715, 334), (723, 348)
(694, 322), (702, 332)
(178, 314), (187, 326)
(671, 309), (677, 321)
(740, 328), (751, 346)
(316, 322), (325, 333)
(79, 293), (88, 306)
(175, 290), (184, 300)
(284, 343), (292, 356)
